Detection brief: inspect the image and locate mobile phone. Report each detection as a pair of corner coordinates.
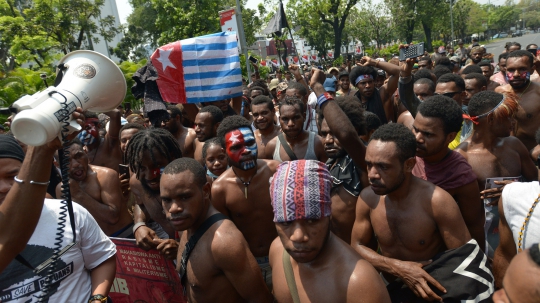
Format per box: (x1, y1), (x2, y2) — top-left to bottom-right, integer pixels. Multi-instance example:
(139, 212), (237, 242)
(527, 48), (537, 55)
(347, 54), (352, 61)
(124, 102), (131, 112)
(249, 56), (258, 64)
(119, 164), (129, 176)
(399, 43), (425, 61)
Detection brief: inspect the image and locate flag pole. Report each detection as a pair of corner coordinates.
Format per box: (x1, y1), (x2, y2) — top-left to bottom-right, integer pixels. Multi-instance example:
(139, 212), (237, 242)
(235, 0), (252, 83)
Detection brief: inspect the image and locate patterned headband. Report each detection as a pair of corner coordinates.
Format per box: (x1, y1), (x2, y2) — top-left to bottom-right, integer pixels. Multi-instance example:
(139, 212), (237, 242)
(270, 160), (332, 223)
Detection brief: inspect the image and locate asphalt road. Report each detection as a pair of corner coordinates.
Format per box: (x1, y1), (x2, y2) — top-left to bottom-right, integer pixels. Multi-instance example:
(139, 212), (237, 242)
(484, 32), (540, 56)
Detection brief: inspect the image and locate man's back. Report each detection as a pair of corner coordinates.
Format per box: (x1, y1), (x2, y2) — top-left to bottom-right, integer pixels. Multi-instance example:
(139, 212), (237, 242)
(269, 233), (390, 303)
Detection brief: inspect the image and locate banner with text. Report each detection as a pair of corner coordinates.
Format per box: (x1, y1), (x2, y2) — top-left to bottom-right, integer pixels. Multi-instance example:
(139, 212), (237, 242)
(108, 238), (185, 303)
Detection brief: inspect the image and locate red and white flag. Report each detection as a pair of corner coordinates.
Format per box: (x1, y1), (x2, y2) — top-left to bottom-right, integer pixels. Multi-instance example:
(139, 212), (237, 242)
(301, 55), (309, 63)
(327, 51), (334, 59)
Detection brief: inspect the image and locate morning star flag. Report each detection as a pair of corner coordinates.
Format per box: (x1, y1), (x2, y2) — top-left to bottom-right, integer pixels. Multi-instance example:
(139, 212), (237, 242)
(150, 32), (242, 104)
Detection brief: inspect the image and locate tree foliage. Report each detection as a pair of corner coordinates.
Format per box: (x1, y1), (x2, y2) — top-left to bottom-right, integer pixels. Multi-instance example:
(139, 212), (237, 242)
(287, 0), (359, 58)
(348, 0), (396, 50)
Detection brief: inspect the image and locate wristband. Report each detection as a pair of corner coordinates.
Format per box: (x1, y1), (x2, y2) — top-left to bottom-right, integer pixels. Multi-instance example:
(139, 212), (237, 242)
(133, 222), (146, 234)
(88, 294), (107, 303)
(14, 176), (50, 186)
(317, 92), (334, 107)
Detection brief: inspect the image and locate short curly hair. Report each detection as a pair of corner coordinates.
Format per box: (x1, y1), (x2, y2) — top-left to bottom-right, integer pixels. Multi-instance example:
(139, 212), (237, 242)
(437, 73), (465, 91)
(286, 81), (308, 97)
(417, 95), (463, 134)
(199, 105), (224, 125)
(364, 111), (382, 131)
(461, 65), (483, 75)
(507, 50), (534, 67)
(202, 137), (223, 160)
(464, 73), (488, 88)
(317, 96), (366, 135)
(370, 123), (416, 162)
(279, 96), (305, 114)
(251, 95), (274, 111)
(349, 65), (377, 86)
(216, 115), (252, 147)
(468, 91), (518, 123)
(413, 69), (435, 83)
(163, 158), (207, 187)
(433, 65), (452, 80)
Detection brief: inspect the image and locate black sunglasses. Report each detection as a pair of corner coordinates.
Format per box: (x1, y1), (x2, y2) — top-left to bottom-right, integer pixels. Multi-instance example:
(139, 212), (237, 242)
(434, 91), (461, 98)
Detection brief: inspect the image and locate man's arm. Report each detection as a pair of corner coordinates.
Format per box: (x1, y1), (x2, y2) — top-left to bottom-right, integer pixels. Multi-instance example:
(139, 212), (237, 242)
(398, 57), (422, 117)
(452, 181), (485, 250)
(104, 110), (121, 146)
(289, 64), (310, 93)
(351, 190), (447, 301)
(311, 70), (368, 185)
(69, 174), (121, 227)
(0, 111), (84, 273)
(432, 187), (473, 248)
(0, 145), (56, 272)
(372, 59), (400, 103)
(213, 222), (273, 303)
(492, 195), (516, 288)
(90, 255), (116, 301)
(347, 261), (391, 303)
(510, 137), (539, 182)
(210, 179), (231, 217)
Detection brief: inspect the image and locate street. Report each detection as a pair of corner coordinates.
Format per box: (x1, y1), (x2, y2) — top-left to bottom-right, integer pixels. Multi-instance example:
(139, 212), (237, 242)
(484, 32), (540, 56)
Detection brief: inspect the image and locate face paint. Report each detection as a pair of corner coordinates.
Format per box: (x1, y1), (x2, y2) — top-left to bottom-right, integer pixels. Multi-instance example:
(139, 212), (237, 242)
(77, 130), (96, 146)
(506, 71), (530, 81)
(225, 127), (258, 170)
(149, 167), (165, 179)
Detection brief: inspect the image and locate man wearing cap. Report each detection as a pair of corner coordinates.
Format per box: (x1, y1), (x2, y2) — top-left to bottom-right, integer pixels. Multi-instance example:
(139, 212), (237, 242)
(323, 77), (337, 97)
(455, 40), (468, 66)
(327, 67), (339, 78)
(284, 70), (293, 84)
(269, 78), (280, 102)
(269, 160), (391, 303)
(336, 71), (357, 96)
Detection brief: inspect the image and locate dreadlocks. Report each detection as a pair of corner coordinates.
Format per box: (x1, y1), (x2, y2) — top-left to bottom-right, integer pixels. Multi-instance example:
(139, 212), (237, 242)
(125, 128), (182, 179)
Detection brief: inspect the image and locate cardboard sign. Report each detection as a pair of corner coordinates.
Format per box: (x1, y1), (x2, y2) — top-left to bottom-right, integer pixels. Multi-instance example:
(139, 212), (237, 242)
(108, 238), (185, 303)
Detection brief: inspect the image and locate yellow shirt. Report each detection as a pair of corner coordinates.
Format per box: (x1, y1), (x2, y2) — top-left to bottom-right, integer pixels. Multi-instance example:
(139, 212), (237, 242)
(448, 123), (463, 150)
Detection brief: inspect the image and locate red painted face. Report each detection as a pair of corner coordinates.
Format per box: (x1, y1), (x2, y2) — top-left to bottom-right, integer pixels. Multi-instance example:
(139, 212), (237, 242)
(224, 127), (257, 170)
(83, 118), (100, 139)
(506, 71), (530, 81)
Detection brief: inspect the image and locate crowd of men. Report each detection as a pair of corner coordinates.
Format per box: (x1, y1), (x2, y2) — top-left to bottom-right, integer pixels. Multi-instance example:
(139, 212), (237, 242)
(1, 38), (540, 303)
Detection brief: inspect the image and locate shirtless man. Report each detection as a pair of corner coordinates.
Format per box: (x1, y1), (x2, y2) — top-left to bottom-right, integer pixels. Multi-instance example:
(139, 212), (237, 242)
(456, 91), (537, 256)
(119, 123), (145, 197)
(162, 105), (196, 158)
(478, 61), (501, 91)
(193, 105), (223, 165)
(318, 96), (368, 243)
(496, 50), (540, 150)
(211, 116), (280, 289)
(412, 96), (486, 249)
(463, 73), (487, 107)
(264, 97), (326, 162)
(56, 139), (134, 237)
(160, 158), (273, 303)
(397, 78), (435, 130)
(351, 123), (481, 302)
(269, 160), (390, 303)
(126, 128), (182, 258)
(251, 95), (280, 156)
(79, 110), (123, 172)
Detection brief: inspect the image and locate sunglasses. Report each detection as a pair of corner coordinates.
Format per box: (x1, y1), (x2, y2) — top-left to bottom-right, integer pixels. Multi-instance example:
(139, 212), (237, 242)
(434, 91), (461, 98)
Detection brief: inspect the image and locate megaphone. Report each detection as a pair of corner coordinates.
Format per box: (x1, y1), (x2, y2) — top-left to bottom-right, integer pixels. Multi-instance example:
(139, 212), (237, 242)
(10, 50), (127, 146)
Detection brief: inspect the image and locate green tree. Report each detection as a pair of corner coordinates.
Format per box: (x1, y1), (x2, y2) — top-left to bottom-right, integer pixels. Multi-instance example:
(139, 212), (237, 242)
(287, 0), (359, 58)
(348, 0), (396, 50)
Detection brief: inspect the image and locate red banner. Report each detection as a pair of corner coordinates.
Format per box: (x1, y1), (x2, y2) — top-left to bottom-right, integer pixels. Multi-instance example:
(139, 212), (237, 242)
(109, 238), (186, 303)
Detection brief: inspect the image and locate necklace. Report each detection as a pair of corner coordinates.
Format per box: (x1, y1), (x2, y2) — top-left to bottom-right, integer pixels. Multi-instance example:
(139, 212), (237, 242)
(517, 193), (540, 252)
(519, 81), (532, 99)
(232, 167), (257, 199)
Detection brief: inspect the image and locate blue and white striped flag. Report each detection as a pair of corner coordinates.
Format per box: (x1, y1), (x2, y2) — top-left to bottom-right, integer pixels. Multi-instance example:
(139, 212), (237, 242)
(151, 32), (243, 104)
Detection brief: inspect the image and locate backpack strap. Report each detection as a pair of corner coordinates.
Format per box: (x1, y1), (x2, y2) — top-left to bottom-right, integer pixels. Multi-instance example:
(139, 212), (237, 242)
(282, 249), (301, 303)
(179, 213), (228, 291)
(278, 133), (298, 161)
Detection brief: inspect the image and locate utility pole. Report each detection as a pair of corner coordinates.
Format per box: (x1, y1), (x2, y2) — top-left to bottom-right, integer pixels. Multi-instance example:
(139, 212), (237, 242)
(235, 0), (252, 82)
(450, 0), (455, 47)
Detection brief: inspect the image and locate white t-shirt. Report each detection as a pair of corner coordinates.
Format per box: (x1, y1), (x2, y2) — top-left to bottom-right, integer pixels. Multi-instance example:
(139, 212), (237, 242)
(0, 199), (116, 303)
(502, 182), (540, 251)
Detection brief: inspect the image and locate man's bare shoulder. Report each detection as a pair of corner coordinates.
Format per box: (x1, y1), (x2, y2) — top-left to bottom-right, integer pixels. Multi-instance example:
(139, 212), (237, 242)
(454, 141), (470, 156)
(90, 164), (118, 179)
(211, 169), (235, 189)
(430, 182), (459, 209)
(358, 186), (380, 209)
(259, 159), (280, 172)
(495, 83), (512, 93)
(210, 219), (250, 263)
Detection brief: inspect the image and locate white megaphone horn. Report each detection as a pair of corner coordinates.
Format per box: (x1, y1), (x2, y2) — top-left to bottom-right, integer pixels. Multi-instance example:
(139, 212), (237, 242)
(10, 50), (127, 146)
